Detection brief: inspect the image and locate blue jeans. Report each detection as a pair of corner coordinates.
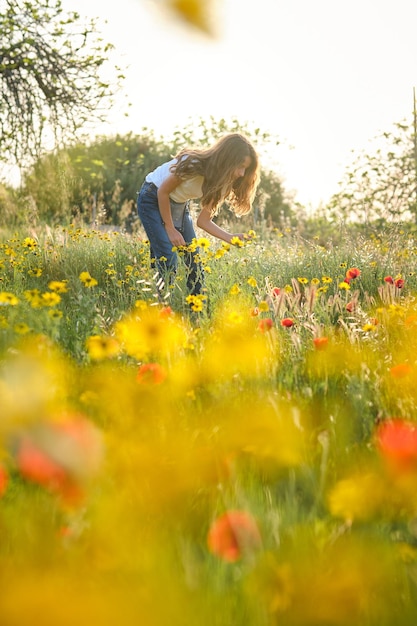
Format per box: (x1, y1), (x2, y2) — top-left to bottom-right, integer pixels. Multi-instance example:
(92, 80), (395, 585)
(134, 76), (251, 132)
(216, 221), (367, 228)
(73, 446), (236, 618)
(137, 181), (204, 296)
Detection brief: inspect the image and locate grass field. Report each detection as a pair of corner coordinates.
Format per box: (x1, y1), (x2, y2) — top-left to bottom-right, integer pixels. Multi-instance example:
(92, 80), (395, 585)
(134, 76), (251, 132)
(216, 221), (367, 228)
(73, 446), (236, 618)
(1, 223), (417, 625)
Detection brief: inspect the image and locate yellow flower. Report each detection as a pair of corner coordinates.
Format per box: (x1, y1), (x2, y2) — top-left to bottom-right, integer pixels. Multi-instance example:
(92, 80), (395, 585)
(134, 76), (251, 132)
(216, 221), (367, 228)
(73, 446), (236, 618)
(79, 271), (98, 288)
(48, 280), (68, 293)
(41, 292), (61, 307)
(23, 289), (42, 308)
(247, 276), (258, 288)
(196, 237), (211, 250)
(297, 277), (309, 285)
(259, 300), (270, 312)
(362, 323), (376, 332)
(229, 283), (241, 295)
(311, 277), (320, 285)
(230, 236), (244, 247)
(28, 268), (42, 277)
(22, 237), (37, 250)
(338, 281), (351, 290)
(86, 335), (121, 360)
(14, 322), (31, 335)
(322, 276), (333, 284)
(0, 292), (19, 306)
(48, 309), (63, 320)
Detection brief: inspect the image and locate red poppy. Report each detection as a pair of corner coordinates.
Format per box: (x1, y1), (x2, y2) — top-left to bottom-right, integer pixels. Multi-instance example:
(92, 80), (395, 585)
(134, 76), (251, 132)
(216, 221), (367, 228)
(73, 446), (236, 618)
(272, 287), (281, 297)
(346, 301), (355, 313)
(258, 318), (273, 333)
(0, 465), (8, 497)
(376, 419), (417, 471)
(17, 437), (84, 504)
(390, 363), (412, 379)
(281, 318), (294, 328)
(394, 278), (405, 289)
(207, 510), (262, 562)
(313, 337), (328, 350)
(137, 362), (167, 385)
(346, 267), (361, 280)
(384, 276), (394, 284)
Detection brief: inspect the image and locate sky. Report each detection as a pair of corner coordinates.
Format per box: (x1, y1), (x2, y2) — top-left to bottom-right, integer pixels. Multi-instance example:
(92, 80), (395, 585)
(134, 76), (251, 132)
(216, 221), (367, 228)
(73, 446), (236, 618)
(61, 0), (417, 209)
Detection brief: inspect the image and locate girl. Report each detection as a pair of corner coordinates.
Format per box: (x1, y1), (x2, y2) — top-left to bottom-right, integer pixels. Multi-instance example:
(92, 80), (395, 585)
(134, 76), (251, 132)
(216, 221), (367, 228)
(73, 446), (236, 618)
(137, 133), (260, 297)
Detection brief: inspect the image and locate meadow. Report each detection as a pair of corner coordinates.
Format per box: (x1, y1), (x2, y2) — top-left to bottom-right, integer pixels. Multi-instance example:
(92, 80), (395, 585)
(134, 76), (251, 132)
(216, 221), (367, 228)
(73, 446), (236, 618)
(1, 222), (417, 625)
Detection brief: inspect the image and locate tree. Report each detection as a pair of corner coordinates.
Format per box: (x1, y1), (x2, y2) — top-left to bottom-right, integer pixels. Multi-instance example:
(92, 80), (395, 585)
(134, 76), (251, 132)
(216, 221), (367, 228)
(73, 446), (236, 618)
(0, 0), (123, 166)
(327, 119), (417, 224)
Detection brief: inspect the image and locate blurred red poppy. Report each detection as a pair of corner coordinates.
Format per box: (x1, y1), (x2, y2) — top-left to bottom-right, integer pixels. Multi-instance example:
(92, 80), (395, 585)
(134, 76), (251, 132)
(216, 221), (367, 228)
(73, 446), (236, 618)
(281, 318), (294, 328)
(137, 362), (167, 385)
(258, 318), (273, 333)
(346, 267), (361, 280)
(376, 419), (417, 472)
(207, 510), (262, 562)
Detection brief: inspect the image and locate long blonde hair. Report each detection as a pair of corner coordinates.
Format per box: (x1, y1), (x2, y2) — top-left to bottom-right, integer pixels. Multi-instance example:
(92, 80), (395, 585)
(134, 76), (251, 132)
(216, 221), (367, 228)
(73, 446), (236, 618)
(171, 133), (260, 216)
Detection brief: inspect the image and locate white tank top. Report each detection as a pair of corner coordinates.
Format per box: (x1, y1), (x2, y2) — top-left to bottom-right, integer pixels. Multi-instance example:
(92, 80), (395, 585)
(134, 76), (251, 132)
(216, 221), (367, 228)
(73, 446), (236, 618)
(145, 158), (204, 203)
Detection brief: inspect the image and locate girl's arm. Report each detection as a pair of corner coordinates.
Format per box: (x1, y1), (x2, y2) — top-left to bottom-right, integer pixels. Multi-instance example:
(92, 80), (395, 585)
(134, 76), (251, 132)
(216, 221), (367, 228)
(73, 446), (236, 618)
(197, 206), (244, 244)
(157, 174), (186, 246)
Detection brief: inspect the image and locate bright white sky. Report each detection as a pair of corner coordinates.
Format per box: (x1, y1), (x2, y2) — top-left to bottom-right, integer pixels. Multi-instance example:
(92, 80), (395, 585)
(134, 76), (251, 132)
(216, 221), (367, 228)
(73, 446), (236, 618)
(64, 0), (417, 209)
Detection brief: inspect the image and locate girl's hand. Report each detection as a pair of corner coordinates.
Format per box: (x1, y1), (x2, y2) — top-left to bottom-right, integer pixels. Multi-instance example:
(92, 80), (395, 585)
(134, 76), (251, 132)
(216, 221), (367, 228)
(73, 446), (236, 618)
(166, 226), (186, 248)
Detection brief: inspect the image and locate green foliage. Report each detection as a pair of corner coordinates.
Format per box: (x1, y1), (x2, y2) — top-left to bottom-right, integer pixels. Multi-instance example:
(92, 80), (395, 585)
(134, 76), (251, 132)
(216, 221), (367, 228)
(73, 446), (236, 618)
(328, 118), (417, 224)
(22, 132), (169, 228)
(0, 0), (123, 165)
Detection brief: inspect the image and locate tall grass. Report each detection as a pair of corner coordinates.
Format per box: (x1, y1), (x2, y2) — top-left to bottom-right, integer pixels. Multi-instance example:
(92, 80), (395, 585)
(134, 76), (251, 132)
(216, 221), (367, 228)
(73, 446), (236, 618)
(1, 223), (417, 625)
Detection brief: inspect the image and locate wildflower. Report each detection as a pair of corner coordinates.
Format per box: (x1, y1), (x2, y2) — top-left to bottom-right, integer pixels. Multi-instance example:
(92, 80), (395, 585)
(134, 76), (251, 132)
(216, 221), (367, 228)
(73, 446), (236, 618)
(197, 237), (211, 250)
(48, 309), (63, 320)
(86, 335), (120, 360)
(281, 318), (294, 328)
(207, 510), (262, 562)
(16, 415), (103, 505)
(250, 307), (260, 317)
(322, 276), (333, 284)
(346, 301), (355, 313)
(297, 277), (309, 285)
(313, 337), (328, 350)
(311, 277), (320, 285)
(185, 294), (206, 312)
(384, 276), (394, 284)
(258, 318), (273, 333)
(28, 268), (42, 277)
(376, 419), (417, 472)
(41, 292), (61, 307)
(390, 363), (413, 379)
(258, 300), (269, 312)
(230, 236), (244, 247)
(338, 281), (351, 290)
(23, 289), (42, 308)
(395, 278), (405, 289)
(0, 465), (8, 497)
(136, 362), (167, 385)
(284, 285), (293, 293)
(48, 280), (68, 294)
(229, 283), (241, 296)
(14, 323), (31, 335)
(346, 267), (361, 280)
(247, 276), (258, 288)
(22, 237), (37, 250)
(79, 271), (98, 288)
(271, 287), (281, 297)
(0, 292), (19, 306)
(362, 323), (376, 332)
